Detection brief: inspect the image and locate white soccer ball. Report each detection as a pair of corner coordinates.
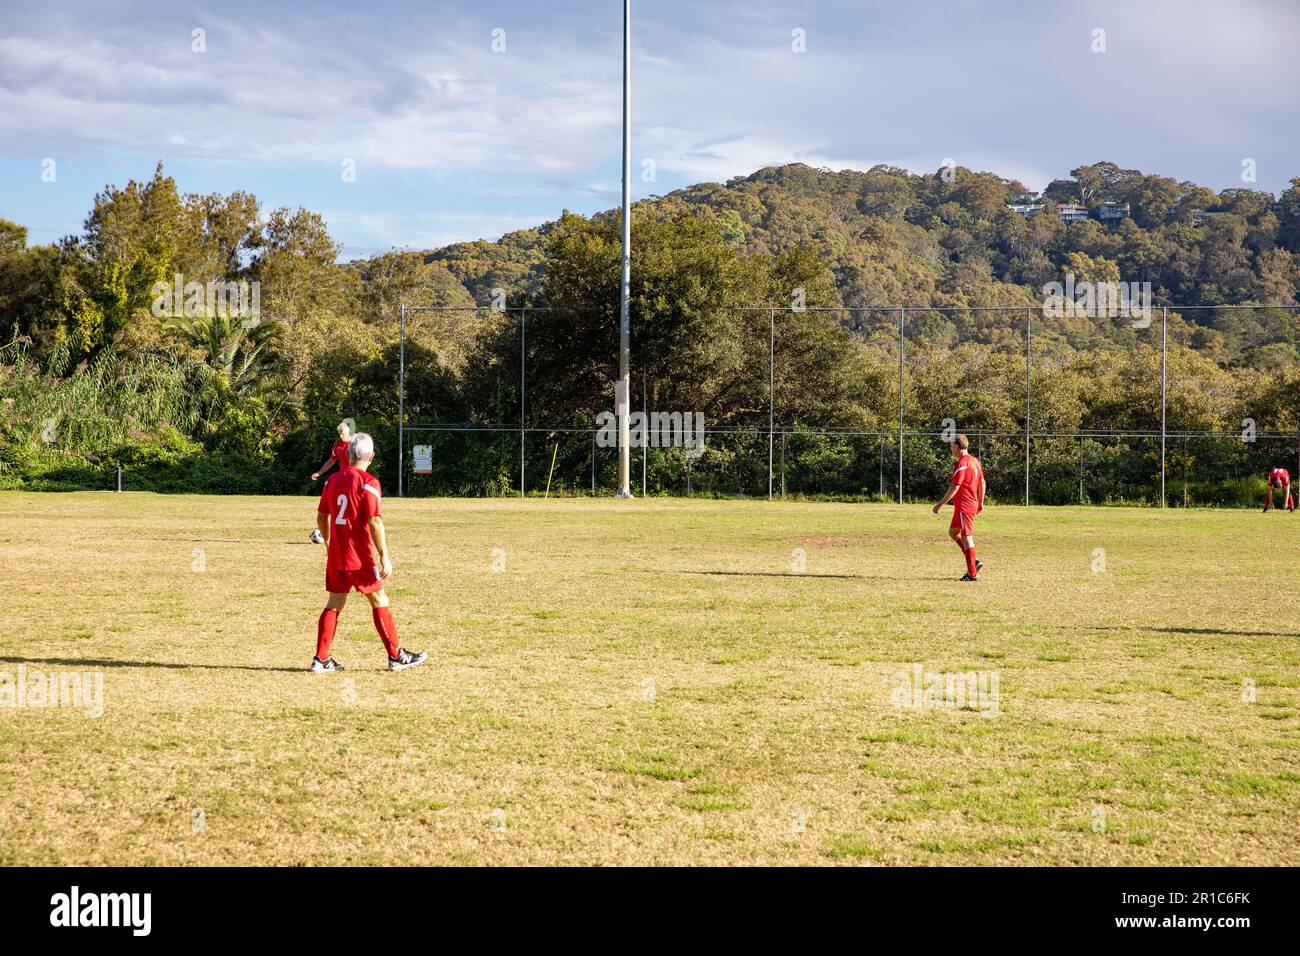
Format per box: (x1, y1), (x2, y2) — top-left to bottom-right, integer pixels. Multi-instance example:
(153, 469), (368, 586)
(310, 530), (324, 544)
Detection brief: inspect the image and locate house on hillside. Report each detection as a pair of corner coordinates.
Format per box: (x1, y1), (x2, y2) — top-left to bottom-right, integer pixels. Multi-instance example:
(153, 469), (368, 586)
(1006, 191), (1046, 218)
(1055, 203), (1089, 224)
(1098, 201), (1130, 226)
(1003, 194), (1108, 225)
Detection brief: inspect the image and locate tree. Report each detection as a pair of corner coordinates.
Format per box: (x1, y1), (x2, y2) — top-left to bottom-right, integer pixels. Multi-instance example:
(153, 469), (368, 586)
(56, 234), (172, 357)
(0, 220), (59, 350)
(1071, 162), (1125, 205)
(1278, 178), (1300, 253)
(165, 312), (284, 400)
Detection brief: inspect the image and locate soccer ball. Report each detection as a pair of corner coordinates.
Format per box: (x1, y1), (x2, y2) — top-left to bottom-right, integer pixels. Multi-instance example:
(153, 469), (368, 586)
(310, 530), (324, 544)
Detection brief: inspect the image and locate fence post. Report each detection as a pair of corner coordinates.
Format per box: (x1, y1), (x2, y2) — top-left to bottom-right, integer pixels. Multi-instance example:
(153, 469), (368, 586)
(514, 312), (520, 502)
(116, 462), (122, 493)
(398, 303), (405, 497)
(591, 429), (596, 495)
(898, 307), (905, 504)
(768, 308), (775, 500)
(780, 430), (786, 499)
(1183, 434), (1188, 507)
(1024, 306), (1031, 507)
(1161, 306), (1167, 509)
(642, 371), (647, 497)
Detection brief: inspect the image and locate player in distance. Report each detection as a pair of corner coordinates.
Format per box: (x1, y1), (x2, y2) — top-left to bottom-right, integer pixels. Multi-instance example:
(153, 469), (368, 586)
(309, 420), (354, 543)
(1264, 466), (1294, 513)
(933, 434), (986, 581)
(311, 433), (427, 673)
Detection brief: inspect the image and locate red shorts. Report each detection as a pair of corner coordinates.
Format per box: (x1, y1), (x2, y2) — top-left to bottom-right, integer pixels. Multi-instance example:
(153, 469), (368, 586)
(950, 510), (976, 537)
(325, 565), (384, 594)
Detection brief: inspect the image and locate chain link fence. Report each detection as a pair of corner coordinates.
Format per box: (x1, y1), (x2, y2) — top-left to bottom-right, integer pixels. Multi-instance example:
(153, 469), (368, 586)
(394, 304), (1300, 505)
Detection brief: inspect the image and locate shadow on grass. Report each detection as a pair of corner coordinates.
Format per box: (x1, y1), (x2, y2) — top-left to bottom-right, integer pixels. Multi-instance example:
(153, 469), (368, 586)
(0, 656), (304, 674)
(667, 569), (862, 580)
(1090, 626), (1300, 639)
(654, 569), (953, 581)
(140, 538), (317, 545)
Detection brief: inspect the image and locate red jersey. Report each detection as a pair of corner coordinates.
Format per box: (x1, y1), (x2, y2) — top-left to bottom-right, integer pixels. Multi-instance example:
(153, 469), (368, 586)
(331, 440), (351, 472)
(1270, 467), (1289, 485)
(318, 468), (383, 571)
(951, 453), (985, 514)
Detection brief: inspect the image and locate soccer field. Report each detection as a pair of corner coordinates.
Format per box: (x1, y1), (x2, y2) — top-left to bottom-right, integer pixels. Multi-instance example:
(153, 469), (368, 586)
(1, 492), (1297, 866)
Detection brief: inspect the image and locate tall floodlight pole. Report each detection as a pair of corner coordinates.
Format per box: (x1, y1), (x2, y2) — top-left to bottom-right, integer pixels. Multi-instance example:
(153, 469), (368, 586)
(768, 309), (775, 500)
(398, 303), (405, 497)
(514, 310), (520, 496)
(615, 0), (633, 498)
(1025, 306), (1031, 507)
(1160, 306), (1167, 509)
(897, 307), (904, 504)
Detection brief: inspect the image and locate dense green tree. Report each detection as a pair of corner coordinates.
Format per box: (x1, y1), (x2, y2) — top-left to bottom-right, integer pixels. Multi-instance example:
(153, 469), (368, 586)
(0, 220), (59, 349)
(3, 158), (1299, 501)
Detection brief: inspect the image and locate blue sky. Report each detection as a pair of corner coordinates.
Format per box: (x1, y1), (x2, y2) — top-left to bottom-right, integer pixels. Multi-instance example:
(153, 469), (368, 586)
(1, 0), (1297, 260)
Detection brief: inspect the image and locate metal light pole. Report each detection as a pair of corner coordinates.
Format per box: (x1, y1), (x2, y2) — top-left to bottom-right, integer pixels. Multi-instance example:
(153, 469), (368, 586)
(768, 308), (775, 500)
(1025, 306), (1031, 507)
(615, 0), (633, 498)
(642, 372), (647, 496)
(1160, 306), (1167, 508)
(514, 310), (520, 496)
(898, 307), (904, 504)
(398, 303), (405, 497)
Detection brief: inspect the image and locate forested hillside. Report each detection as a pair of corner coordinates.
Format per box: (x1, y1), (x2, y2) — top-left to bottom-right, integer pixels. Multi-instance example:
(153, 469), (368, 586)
(2, 160), (1299, 501)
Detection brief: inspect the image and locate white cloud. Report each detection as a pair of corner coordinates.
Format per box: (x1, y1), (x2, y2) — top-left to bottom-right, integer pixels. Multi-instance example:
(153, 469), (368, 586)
(0, 0), (1295, 250)
(324, 208), (550, 258)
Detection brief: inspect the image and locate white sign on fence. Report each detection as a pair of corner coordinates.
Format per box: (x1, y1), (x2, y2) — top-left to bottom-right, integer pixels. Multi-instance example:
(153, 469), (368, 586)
(413, 445), (433, 475)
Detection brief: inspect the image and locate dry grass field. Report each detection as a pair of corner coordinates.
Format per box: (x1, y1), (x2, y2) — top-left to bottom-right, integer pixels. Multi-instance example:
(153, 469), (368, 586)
(0, 491), (1297, 865)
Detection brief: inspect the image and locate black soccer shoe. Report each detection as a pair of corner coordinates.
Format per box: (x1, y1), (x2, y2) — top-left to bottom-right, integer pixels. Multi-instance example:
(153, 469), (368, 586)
(387, 648), (428, 672)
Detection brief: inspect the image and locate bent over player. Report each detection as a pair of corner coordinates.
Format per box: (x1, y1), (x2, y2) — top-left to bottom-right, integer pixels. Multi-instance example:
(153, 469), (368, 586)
(309, 420), (354, 543)
(311, 433), (427, 672)
(311, 419), (354, 483)
(932, 434), (986, 581)
(1264, 466), (1294, 513)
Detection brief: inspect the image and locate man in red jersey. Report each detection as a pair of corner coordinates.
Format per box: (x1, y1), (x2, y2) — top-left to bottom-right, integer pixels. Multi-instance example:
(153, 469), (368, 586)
(932, 434), (986, 581)
(1264, 466), (1294, 513)
(311, 433), (427, 672)
(309, 420), (355, 544)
